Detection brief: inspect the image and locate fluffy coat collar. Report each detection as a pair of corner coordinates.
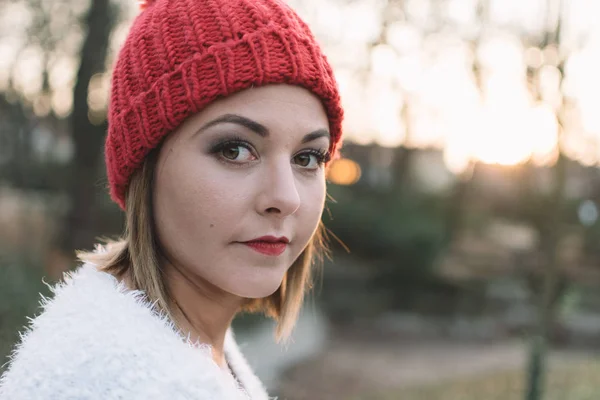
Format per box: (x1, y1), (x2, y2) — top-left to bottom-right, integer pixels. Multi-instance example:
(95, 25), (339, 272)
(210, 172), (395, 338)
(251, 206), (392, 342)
(0, 263), (271, 400)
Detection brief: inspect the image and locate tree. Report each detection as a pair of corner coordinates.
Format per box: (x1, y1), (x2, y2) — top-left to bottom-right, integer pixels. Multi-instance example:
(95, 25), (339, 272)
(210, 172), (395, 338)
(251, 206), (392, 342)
(61, 0), (114, 253)
(0, 0), (120, 267)
(331, 0), (591, 399)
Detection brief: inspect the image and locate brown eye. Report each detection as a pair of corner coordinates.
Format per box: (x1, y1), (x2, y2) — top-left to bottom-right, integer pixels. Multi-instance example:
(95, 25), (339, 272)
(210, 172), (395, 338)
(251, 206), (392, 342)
(210, 139), (257, 164)
(294, 151), (328, 169)
(218, 144), (256, 162)
(295, 154), (311, 167)
(222, 145), (241, 160)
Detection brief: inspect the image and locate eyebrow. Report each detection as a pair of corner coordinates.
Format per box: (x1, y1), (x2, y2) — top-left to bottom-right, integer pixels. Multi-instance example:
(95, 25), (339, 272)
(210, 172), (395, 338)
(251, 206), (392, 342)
(196, 113), (330, 144)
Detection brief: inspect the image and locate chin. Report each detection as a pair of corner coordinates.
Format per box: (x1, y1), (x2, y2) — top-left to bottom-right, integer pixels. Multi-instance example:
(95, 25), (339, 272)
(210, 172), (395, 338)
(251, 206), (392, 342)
(225, 275), (283, 299)
(232, 283), (281, 299)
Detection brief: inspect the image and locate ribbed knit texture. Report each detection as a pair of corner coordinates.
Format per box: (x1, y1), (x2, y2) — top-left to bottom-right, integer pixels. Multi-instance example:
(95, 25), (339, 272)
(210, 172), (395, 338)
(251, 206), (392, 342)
(106, 0), (344, 209)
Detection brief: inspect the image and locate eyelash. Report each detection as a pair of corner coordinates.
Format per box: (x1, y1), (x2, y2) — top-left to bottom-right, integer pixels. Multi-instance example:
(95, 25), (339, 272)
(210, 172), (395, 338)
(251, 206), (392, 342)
(208, 136), (331, 167)
(209, 137), (257, 163)
(300, 148), (331, 165)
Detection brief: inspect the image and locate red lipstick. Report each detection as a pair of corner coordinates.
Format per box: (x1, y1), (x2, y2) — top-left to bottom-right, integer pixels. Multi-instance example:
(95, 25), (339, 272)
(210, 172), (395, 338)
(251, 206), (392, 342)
(242, 236), (289, 256)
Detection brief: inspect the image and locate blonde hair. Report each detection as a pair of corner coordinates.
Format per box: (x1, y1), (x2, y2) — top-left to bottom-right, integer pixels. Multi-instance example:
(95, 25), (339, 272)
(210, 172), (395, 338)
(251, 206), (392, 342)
(78, 148), (328, 342)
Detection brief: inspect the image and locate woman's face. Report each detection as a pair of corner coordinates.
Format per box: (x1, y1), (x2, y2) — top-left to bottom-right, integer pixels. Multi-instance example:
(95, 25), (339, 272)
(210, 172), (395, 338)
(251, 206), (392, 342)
(153, 84), (330, 299)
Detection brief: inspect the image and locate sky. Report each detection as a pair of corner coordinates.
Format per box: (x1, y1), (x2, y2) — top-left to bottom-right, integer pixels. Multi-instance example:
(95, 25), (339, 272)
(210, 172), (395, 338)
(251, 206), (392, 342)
(288, 0), (600, 172)
(3, 0), (600, 173)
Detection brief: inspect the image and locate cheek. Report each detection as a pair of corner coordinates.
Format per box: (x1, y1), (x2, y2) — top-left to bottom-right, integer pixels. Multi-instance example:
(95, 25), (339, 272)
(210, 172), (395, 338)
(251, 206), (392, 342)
(298, 176), (327, 232)
(153, 155), (248, 250)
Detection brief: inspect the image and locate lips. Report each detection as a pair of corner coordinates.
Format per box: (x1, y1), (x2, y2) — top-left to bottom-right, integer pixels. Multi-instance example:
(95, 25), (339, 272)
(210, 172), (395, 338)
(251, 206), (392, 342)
(241, 236), (289, 256)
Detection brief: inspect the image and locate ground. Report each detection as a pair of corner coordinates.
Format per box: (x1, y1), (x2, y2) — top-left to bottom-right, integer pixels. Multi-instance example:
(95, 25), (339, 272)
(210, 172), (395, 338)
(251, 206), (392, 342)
(276, 325), (600, 400)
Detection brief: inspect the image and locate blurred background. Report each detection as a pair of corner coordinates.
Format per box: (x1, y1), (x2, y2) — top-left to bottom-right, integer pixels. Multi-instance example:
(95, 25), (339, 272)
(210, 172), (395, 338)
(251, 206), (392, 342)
(2, 0), (600, 398)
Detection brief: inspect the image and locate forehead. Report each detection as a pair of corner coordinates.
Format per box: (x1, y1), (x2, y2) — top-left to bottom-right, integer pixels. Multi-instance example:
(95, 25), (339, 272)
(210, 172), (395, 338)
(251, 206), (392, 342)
(189, 84), (330, 134)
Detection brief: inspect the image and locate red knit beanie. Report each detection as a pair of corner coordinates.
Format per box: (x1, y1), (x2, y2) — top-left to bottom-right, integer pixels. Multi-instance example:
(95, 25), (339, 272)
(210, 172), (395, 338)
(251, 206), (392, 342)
(106, 0), (344, 209)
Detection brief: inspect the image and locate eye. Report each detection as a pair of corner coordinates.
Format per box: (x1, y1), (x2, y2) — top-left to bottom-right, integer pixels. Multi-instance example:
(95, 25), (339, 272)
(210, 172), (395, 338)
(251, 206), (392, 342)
(212, 140), (257, 163)
(221, 144), (252, 161)
(293, 150), (330, 169)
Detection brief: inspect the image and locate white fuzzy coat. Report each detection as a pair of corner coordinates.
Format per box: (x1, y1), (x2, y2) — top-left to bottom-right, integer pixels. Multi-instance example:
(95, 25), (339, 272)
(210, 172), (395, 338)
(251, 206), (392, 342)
(0, 262), (271, 400)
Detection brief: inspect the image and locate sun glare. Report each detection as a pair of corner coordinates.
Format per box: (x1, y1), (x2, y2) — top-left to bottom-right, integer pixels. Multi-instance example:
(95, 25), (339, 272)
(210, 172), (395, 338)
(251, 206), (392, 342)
(331, 0), (585, 173)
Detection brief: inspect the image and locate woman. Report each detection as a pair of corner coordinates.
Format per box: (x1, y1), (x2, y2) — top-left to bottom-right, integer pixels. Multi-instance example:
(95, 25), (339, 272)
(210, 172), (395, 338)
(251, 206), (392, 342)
(0, 0), (343, 399)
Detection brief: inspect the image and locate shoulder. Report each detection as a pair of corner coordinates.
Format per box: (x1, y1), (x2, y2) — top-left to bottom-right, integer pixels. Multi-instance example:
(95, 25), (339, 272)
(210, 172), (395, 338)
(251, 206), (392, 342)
(0, 263), (243, 400)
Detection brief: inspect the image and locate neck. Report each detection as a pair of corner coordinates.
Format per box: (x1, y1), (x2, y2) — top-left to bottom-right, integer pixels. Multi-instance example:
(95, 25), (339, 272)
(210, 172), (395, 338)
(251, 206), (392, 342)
(163, 260), (245, 368)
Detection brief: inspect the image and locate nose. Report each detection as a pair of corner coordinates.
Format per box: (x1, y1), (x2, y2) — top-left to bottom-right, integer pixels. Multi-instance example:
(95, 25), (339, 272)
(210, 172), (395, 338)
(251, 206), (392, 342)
(257, 159), (301, 218)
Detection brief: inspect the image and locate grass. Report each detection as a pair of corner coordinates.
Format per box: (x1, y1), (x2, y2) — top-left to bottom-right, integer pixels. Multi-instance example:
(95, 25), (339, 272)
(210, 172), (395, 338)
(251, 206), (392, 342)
(358, 360), (600, 400)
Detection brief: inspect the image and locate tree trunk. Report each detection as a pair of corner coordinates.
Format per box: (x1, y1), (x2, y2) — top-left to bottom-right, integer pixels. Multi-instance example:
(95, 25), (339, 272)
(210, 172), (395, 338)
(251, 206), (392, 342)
(525, 149), (567, 400)
(60, 0), (113, 256)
